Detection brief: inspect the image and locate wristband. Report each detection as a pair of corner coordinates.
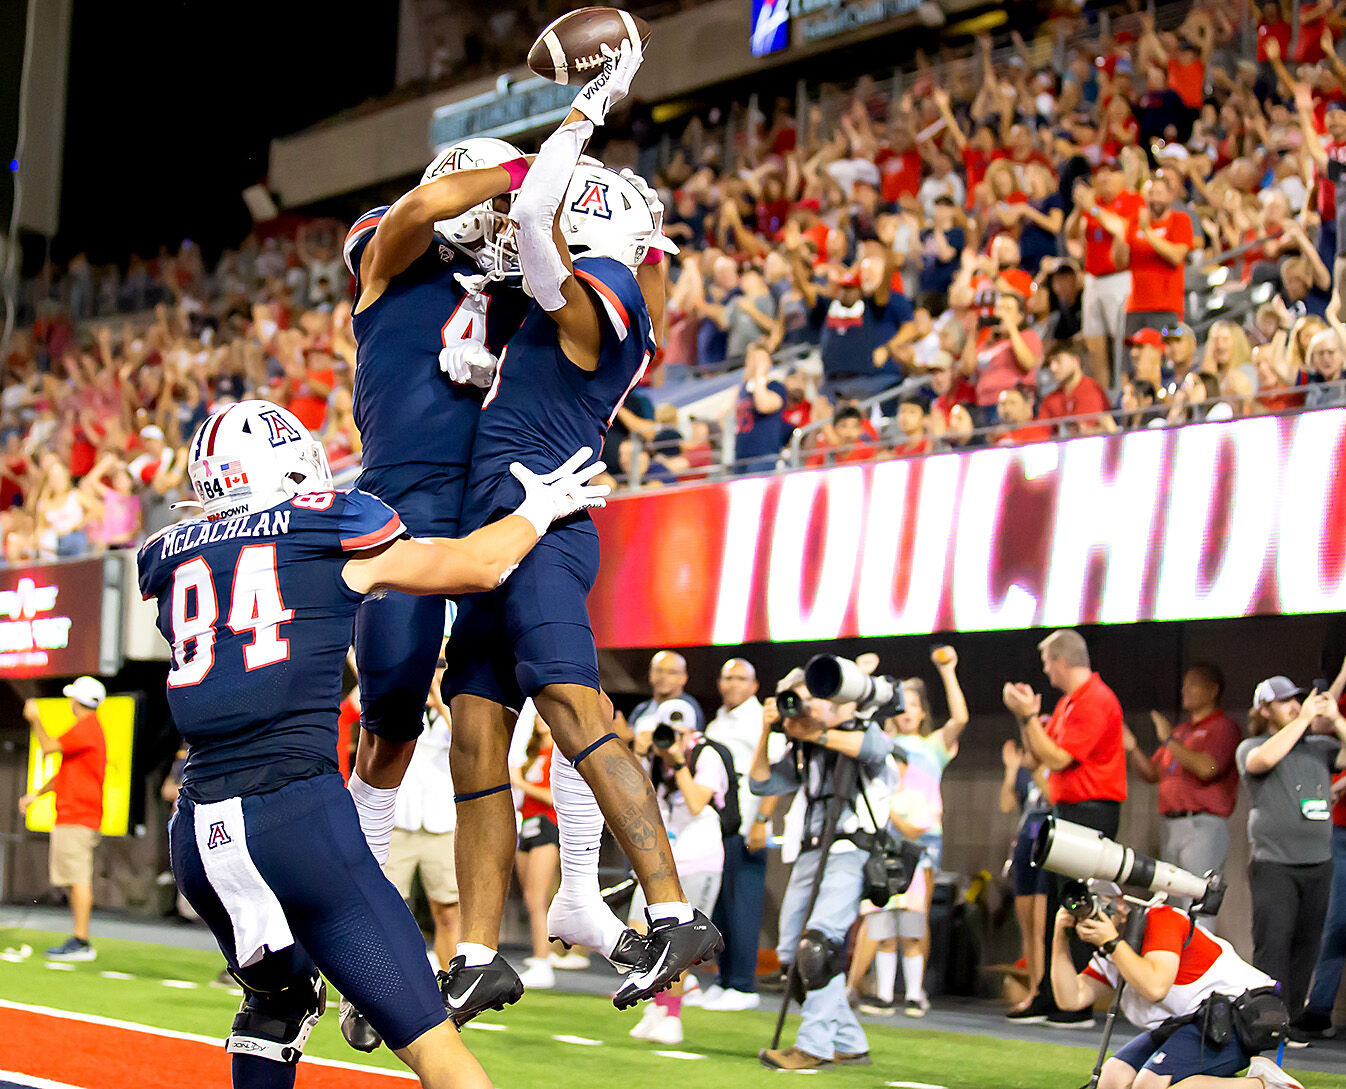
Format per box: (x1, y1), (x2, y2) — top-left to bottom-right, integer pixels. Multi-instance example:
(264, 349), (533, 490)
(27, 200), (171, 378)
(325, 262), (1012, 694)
(671, 762), (686, 773)
(1099, 937), (1121, 956)
(501, 156), (530, 191)
(818, 729), (829, 747)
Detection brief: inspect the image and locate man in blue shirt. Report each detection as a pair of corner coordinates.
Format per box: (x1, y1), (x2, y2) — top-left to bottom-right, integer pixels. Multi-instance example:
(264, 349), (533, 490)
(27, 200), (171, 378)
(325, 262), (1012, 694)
(733, 343), (790, 474)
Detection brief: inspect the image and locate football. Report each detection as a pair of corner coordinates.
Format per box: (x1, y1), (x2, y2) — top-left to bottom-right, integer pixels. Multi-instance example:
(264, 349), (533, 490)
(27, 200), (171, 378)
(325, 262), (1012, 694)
(526, 7), (651, 86)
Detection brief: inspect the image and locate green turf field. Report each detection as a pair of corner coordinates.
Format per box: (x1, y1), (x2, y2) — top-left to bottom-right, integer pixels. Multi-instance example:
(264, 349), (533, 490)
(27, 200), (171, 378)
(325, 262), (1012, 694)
(1, 927), (1338, 1089)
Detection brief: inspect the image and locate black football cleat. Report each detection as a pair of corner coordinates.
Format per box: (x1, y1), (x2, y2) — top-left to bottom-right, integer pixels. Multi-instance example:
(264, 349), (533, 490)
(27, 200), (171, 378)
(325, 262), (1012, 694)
(606, 928), (655, 974)
(338, 996), (382, 1052)
(612, 909), (723, 1010)
(438, 953), (524, 1028)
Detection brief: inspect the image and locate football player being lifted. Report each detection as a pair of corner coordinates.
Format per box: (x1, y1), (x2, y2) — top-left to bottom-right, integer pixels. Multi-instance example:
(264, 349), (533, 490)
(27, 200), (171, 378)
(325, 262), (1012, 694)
(438, 36), (722, 1025)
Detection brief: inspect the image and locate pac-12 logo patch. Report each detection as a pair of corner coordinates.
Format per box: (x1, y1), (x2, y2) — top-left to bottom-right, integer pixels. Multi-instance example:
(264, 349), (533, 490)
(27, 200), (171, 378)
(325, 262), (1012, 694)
(207, 821), (232, 849)
(259, 409), (303, 447)
(570, 180), (612, 219)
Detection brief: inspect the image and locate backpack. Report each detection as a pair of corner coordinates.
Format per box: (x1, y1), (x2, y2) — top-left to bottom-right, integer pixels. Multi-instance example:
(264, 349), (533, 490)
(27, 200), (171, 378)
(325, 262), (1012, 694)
(688, 738), (742, 840)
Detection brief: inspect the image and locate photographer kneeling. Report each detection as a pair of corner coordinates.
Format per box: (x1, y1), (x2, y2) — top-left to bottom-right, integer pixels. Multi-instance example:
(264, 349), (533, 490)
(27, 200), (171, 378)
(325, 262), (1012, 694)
(1051, 883), (1300, 1089)
(750, 674), (896, 1071)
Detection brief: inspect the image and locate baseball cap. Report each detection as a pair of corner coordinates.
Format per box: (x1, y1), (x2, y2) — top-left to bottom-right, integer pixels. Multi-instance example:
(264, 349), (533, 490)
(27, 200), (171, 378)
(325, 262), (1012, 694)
(836, 268), (862, 288)
(140, 425), (165, 442)
(926, 349), (955, 370)
(63, 676), (106, 709)
(1253, 675), (1306, 707)
(1127, 328), (1165, 349)
(1086, 879), (1123, 900)
(1154, 140), (1190, 161)
(1162, 322), (1195, 341)
(997, 268), (1034, 299)
(655, 697), (699, 732)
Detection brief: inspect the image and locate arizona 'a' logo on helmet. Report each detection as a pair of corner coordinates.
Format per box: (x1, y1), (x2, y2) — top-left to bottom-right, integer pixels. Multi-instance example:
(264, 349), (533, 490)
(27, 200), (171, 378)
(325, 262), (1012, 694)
(569, 180), (613, 219)
(259, 408), (303, 447)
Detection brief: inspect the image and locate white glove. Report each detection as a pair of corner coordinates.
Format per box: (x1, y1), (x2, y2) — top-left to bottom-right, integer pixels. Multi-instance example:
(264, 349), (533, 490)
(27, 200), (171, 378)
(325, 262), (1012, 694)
(571, 38), (643, 126)
(619, 167), (665, 241)
(439, 342), (498, 389)
(510, 446), (611, 535)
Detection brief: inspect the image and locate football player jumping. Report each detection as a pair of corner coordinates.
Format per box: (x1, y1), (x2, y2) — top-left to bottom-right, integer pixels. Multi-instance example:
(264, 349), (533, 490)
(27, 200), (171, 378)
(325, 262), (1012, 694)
(139, 400), (607, 1089)
(438, 38), (723, 1024)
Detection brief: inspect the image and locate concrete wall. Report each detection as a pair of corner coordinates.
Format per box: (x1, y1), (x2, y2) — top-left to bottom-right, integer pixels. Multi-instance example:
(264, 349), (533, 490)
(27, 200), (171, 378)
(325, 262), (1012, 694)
(268, 0), (982, 207)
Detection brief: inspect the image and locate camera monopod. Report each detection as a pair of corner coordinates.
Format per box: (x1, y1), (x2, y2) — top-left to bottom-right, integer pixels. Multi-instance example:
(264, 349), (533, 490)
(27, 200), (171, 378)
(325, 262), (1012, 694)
(767, 755), (857, 1051)
(1080, 896), (1153, 1089)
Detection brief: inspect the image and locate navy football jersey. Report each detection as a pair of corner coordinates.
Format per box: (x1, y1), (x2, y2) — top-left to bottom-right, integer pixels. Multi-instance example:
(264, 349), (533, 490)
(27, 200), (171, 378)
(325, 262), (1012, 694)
(463, 256), (655, 530)
(137, 490), (405, 803)
(344, 208), (530, 473)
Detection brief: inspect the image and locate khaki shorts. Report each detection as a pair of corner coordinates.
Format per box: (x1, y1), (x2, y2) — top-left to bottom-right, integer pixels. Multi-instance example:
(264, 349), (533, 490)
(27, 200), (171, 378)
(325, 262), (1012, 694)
(385, 827), (458, 905)
(49, 824), (100, 888)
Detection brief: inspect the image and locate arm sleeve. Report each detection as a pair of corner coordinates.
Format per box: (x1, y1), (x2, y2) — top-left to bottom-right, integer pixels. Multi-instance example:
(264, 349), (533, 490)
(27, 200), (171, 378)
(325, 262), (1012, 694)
(1139, 906), (1189, 957)
(337, 490), (407, 552)
(343, 207), (392, 278)
(515, 120), (594, 313)
(1202, 718), (1242, 777)
(59, 718), (96, 757)
(1053, 699), (1114, 766)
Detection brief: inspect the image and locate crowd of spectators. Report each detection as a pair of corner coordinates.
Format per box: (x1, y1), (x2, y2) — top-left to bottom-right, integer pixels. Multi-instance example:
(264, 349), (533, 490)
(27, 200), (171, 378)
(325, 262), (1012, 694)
(13, 0), (1346, 559)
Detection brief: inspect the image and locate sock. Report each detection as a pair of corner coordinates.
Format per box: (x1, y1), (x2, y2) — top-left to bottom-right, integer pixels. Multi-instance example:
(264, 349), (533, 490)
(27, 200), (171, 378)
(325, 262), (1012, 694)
(655, 993), (682, 1018)
(902, 953), (925, 1002)
(231, 1054), (297, 1089)
(874, 950), (897, 1004)
(647, 901), (693, 925)
(549, 748), (604, 900)
(347, 771), (398, 867)
(455, 942), (497, 968)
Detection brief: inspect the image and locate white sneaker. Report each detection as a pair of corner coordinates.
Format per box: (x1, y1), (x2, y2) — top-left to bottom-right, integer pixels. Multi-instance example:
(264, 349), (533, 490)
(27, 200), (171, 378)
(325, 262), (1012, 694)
(699, 983), (725, 1005)
(1248, 1056), (1306, 1089)
(629, 1002), (666, 1040)
(646, 1013), (684, 1045)
(701, 988), (762, 1011)
(549, 950), (591, 970)
(547, 894), (627, 960)
(519, 957), (555, 990)
(681, 974), (703, 1006)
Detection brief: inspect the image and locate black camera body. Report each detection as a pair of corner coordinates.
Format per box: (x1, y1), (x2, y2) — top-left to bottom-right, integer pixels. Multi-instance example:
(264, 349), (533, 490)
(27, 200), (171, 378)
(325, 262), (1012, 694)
(776, 689), (806, 720)
(651, 723), (678, 749)
(1061, 878), (1103, 920)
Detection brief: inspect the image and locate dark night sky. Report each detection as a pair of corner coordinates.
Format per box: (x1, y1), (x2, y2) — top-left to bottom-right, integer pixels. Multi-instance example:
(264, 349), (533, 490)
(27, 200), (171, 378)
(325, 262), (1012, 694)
(55, 0), (401, 265)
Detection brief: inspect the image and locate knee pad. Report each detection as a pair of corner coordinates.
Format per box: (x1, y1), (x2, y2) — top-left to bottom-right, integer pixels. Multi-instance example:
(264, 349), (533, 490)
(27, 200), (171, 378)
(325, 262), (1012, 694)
(227, 970), (327, 1065)
(795, 929), (845, 992)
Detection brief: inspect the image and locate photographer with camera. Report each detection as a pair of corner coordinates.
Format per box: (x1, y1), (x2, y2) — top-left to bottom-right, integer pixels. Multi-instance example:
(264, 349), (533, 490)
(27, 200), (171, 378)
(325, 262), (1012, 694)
(749, 666), (902, 1071)
(1051, 881), (1299, 1089)
(626, 703), (733, 1046)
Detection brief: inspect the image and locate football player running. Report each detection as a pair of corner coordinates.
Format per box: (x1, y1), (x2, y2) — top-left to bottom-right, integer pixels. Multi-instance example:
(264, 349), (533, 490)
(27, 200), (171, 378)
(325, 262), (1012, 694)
(438, 37), (722, 1025)
(139, 400), (607, 1089)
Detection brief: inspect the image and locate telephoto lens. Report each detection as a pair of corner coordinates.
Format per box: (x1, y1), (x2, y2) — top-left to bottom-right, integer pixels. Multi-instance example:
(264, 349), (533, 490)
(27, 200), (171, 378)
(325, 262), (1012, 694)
(776, 690), (805, 719)
(650, 723), (677, 749)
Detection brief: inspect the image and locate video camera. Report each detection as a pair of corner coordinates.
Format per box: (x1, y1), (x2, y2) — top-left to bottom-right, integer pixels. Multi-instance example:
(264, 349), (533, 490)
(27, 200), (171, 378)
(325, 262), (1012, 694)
(1034, 817), (1226, 916)
(774, 655), (905, 727)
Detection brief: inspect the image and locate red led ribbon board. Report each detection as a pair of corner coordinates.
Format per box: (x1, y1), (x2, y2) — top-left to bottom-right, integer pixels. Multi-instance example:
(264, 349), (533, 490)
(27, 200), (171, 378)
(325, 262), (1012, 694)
(0, 558), (106, 677)
(589, 410), (1346, 648)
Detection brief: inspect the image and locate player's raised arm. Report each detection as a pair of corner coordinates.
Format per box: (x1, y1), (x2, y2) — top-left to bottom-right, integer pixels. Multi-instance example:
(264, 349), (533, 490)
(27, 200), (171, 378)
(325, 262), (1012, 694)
(513, 39), (643, 370)
(342, 447), (609, 596)
(357, 159), (529, 303)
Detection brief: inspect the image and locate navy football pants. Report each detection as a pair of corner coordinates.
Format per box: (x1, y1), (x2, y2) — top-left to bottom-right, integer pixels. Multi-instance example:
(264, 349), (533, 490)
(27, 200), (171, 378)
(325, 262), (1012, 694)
(354, 464), (465, 741)
(169, 774), (445, 1050)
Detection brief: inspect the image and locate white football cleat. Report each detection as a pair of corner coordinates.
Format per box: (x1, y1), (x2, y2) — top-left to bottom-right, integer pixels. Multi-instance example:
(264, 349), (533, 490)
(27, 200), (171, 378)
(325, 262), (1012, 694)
(645, 1013), (684, 1046)
(519, 957), (555, 990)
(701, 988), (762, 1011)
(629, 1002), (666, 1040)
(1248, 1056), (1305, 1089)
(549, 950), (591, 971)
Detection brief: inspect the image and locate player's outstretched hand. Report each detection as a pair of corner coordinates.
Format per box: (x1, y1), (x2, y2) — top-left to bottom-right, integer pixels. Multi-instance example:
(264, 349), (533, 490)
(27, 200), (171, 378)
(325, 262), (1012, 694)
(572, 37), (643, 127)
(439, 342), (498, 389)
(511, 446), (611, 533)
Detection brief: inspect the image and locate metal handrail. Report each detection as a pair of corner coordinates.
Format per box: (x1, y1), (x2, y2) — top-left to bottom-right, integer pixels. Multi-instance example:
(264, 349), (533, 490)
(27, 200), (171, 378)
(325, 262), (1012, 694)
(786, 374), (933, 468)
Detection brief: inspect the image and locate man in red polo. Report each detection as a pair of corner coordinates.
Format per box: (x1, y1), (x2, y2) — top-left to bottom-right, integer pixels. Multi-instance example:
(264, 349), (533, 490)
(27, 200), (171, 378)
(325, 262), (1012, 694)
(19, 676), (108, 961)
(1003, 629), (1126, 1027)
(1119, 173), (1194, 343)
(1038, 343), (1115, 434)
(1070, 162), (1142, 385)
(1122, 663), (1240, 916)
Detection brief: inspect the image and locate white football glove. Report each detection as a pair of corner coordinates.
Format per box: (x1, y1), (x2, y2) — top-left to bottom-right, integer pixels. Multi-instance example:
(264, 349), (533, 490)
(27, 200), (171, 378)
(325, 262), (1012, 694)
(510, 446), (611, 535)
(572, 37), (643, 126)
(438, 342), (498, 389)
(619, 167), (665, 242)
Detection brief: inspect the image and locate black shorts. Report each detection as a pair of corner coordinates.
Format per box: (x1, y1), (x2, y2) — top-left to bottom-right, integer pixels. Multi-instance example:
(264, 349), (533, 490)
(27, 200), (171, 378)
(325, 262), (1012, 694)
(519, 814), (559, 852)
